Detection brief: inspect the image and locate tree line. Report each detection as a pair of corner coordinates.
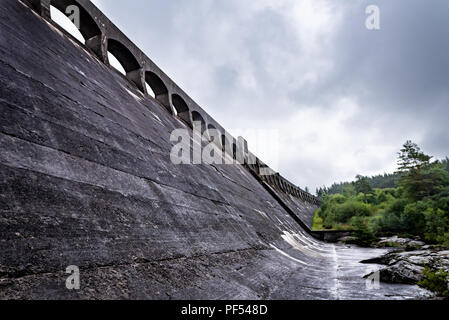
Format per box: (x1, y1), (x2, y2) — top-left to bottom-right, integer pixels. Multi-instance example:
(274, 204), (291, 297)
(313, 141), (449, 246)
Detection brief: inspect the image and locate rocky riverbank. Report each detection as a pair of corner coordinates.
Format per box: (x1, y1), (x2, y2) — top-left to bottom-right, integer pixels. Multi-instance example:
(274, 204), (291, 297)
(355, 236), (449, 298)
(336, 235), (449, 298)
(362, 249), (449, 284)
(374, 236), (425, 250)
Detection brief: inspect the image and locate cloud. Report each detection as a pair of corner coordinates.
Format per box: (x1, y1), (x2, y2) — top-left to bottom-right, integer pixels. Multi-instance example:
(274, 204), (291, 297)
(85, 0), (449, 192)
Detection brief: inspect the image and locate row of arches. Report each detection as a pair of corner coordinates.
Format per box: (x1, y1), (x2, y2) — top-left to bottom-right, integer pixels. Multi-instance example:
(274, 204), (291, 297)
(255, 167), (319, 205)
(47, 2), (216, 133)
(41, 0), (320, 205)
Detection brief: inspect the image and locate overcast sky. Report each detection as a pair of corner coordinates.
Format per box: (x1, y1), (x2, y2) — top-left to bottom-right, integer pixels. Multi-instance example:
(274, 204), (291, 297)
(58, 0), (449, 192)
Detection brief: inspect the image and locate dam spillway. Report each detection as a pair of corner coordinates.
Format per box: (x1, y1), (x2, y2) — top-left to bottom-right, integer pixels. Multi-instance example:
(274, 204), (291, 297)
(0, 0), (427, 300)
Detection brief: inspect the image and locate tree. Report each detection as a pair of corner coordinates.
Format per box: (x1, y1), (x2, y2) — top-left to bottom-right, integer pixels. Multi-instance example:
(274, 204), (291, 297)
(397, 140), (432, 172)
(316, 187), (327, 199)
(353, 175), (373, 203)
(354, 175), (373, 194)
(312, 141), (449, 246)
(443, 157), (449, 174)
(397, 141), (449, 200)
(401, 164), (449, 200)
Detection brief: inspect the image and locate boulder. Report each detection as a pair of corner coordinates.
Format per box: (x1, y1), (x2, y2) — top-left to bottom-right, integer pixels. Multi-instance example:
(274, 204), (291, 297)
(337, 236), (358, 244)
(362, 249), (449, 285)
(370, 261), (424, 284)
(376, 236), (425, 249)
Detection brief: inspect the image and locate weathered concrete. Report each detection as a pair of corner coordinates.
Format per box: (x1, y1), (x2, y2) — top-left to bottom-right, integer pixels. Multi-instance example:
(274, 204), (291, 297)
(0, 0), (429, 299)
(22, 0), (322, 213)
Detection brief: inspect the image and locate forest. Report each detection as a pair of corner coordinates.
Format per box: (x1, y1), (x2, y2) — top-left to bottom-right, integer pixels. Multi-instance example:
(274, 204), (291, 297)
(313, 141), (449, 246)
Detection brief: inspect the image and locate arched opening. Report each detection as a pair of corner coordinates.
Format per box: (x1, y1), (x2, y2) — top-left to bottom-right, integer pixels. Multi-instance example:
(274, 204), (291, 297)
(232, 143), (237, 160)
(191, 111), (206, 135)
(275, 178), (280, 189)
(145, 71), (170, 109)
(145, 84), (156, 98)
(107, 51), (126, 75)
(107, 39), (140, 75)
(221, 134), (230, 154)
(280, 179), (285, 191)
(50, 0), (101, 42)
(50, 5), (85, 43)
(171, 94), (191, 126)
(207, 124), (218, 142)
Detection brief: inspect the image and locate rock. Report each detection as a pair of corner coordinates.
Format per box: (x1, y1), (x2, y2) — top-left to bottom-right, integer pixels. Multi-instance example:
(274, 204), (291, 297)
(438, 250), (449, 257)
(365, 261), (424, 284)
(376, 236), (425, 249)
(361, 253), (396, 265)
(337, 236), (358, 244)
(363, 249), (449, 285)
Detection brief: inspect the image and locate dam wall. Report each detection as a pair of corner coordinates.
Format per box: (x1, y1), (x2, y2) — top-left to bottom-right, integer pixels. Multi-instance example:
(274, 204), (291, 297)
(20, 0), (321, 216)
(0, 0), (342, 299)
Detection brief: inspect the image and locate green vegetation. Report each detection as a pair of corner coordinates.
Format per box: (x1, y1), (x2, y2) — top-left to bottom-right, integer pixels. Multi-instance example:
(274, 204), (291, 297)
(312, 213), (326, 231)
(316, 173), (399, 198)
(313, 141), (449, 246)
(418, 267), (449, 298)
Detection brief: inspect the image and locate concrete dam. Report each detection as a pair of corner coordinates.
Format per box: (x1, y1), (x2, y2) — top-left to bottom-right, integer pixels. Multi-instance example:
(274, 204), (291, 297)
(0, 0), (426, 299)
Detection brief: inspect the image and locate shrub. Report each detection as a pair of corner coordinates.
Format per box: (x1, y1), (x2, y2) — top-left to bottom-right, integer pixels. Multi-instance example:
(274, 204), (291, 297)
(375, 189), (388, 205)
(418, 267), (449, 298)
(424, 208), (449, 244)
(350, 216), (378, 246)
(434, 193), (449, 212)
(322, 211), (337, 229)
(334, 201), (371, 223)
(312, 211), (325, 231)
(388, 198), (408, 215)
(378, 211), (402, 231)
(401, 200), (432, 235)
(318, 194), (348, 229)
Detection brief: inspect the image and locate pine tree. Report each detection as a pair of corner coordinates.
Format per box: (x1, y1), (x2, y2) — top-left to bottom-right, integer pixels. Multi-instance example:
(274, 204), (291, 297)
(397, 141), (449, 200)
(397, 140), (432, 172)
(354, 175), (373, 195)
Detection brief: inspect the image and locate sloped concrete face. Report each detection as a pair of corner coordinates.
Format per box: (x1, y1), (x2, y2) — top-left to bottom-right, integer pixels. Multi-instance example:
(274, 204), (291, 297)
(0, 0), (428, 300)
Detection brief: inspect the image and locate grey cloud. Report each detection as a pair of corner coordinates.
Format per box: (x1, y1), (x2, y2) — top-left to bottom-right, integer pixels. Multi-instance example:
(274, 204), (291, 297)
(91, 0), (449, 191)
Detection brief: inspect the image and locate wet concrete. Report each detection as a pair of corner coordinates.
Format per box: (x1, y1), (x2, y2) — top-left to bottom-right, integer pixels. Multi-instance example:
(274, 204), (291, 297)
(332, 245), (430, 300)
(0, 0), (430, 300)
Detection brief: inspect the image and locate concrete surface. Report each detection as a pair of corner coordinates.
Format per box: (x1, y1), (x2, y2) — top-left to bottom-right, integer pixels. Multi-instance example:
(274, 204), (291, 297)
(0, 0), (429, 300)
